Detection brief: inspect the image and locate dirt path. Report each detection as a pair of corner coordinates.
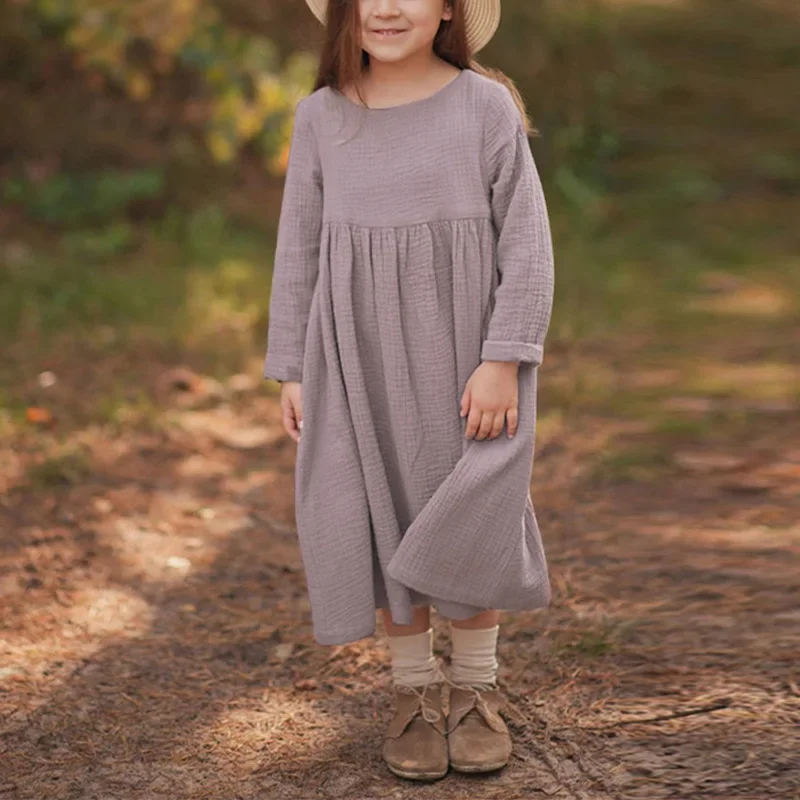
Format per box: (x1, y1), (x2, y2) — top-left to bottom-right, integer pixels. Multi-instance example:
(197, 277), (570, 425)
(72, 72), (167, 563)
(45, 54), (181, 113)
(1, 381), (799, 799)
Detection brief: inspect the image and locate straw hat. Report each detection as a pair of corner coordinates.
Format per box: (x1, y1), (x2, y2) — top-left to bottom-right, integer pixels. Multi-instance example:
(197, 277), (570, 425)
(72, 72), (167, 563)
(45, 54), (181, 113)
(304, 0), (501, 54)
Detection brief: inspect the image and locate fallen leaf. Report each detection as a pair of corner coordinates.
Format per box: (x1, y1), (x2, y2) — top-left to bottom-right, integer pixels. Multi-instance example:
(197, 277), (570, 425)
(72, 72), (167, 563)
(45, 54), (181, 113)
(37, 371), (57, 388)
(93, 498), (113, 514)
(160, 367), (201, 393)
(26, 407), (53, 424)
(273, 643), (294, 662)
(674, 451), (748, 473)
(165, 556), (192, 571)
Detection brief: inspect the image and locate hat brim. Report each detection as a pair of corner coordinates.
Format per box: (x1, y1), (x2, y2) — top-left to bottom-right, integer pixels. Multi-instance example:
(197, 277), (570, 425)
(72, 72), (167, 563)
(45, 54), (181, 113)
(304, 0), (500, 54)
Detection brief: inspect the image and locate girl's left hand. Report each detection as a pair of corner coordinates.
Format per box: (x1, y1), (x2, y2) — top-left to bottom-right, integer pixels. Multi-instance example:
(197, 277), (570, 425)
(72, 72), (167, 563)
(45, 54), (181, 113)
(460, 361), (520, 440)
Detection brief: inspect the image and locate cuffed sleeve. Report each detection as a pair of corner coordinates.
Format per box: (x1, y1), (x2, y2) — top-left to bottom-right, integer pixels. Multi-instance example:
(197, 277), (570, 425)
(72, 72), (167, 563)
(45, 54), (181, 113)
(263, 97), (323, 383)
(481, 88), (554, 367)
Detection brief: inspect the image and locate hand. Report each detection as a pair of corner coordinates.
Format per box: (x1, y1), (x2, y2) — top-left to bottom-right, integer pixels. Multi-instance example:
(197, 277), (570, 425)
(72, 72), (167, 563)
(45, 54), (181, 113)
(460, 361), (520, 440)
(280, 381), (303, 443)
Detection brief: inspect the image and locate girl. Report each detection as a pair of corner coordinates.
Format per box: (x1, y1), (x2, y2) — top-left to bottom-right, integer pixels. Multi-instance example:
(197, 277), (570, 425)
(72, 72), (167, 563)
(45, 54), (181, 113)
(264, 0), (554, 781)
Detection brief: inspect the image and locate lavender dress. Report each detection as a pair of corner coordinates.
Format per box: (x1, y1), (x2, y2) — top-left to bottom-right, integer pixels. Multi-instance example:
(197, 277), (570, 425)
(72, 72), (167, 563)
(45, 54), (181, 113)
(264, 68), (555, 645)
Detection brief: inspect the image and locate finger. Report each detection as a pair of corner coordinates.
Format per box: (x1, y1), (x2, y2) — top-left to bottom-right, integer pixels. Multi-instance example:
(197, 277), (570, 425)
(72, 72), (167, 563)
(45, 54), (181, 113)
(460, 387), (471, 418)
(490, 410), (506, 439)
(292, 400), (303, 441)
(280, 396), (293, 434)
(506, 406), (519, 438)
(282, 400), (299, 443)
(465, 406), (482, 439)
(476, 411), (495, 441)
(284, 414), (299, 443)
(288, 414), (300, 443)
(297, 418), (304, 443)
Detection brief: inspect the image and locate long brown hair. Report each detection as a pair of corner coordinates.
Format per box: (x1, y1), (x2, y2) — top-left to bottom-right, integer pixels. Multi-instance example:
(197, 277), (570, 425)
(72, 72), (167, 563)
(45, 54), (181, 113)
(312, 0), (533, 134)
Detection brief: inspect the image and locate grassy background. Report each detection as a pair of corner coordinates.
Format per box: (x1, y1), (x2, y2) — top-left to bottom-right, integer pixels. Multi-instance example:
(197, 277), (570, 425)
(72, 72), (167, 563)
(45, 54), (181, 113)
(1, 0), (799, 464)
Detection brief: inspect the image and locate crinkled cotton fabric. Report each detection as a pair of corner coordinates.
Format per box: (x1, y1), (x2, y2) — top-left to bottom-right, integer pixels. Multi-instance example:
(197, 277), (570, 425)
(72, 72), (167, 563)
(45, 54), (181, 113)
(264, 68), (555, 645)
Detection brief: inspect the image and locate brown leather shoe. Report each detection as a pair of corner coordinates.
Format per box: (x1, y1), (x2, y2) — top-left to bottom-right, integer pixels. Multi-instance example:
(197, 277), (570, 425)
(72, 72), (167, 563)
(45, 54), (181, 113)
(447, 684), (512, 773)
(382, 682), (448, 781)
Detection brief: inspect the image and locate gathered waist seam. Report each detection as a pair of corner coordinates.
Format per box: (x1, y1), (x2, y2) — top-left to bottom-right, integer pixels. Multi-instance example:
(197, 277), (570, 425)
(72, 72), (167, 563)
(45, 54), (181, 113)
(321, 215), (492, 231)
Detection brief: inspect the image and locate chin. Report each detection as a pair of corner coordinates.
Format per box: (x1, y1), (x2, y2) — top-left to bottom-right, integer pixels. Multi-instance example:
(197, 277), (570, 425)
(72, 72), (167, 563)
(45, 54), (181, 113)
(365, 48), (413, 64)
(364, 42), (428, 63)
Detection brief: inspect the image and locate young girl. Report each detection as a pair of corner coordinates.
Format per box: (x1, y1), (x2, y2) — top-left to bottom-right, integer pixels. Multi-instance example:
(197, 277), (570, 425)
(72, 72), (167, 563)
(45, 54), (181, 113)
(264, 0), (554, 781)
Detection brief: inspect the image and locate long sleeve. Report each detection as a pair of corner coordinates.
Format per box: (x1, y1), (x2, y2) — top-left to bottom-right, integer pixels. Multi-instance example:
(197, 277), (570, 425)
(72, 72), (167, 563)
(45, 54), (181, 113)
(263, 97), (323, 383)
(481, 89), (554, 367)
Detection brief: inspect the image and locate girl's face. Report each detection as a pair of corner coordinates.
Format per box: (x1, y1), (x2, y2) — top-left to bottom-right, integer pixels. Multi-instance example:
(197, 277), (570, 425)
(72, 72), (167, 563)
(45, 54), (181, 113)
(357, 0), (453, 64)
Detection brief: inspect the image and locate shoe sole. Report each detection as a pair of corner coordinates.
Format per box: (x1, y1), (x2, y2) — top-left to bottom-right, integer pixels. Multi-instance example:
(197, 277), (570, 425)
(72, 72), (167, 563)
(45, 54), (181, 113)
(386, 763), (448, 781)
(450, 760), (509, 773)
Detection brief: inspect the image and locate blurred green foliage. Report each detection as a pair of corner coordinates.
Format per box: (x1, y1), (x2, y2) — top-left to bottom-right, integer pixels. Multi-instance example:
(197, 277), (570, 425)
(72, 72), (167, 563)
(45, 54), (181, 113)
(4, 168), (164, 226)
(12, 0), (317, 169)
(1, 0), (798, 399)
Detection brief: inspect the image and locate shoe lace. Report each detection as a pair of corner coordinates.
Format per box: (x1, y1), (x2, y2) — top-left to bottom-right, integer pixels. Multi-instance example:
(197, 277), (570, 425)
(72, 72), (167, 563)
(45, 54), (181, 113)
(394, 662), (447, 724)
(440, 672), (497, 718)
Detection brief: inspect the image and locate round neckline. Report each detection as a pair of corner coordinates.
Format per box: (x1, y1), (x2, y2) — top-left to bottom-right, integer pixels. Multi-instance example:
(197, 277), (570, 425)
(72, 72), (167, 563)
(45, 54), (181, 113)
(334, 68), (467, 113)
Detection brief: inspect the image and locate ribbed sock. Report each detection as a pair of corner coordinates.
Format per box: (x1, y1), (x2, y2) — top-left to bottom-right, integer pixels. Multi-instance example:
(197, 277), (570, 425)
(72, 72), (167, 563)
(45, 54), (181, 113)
(387, 628), (440, 688)
(449, 623), (500, 686)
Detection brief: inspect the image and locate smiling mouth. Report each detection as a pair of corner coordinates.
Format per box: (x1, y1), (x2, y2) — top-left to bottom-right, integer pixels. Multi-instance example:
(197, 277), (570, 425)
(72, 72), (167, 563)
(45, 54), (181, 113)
(371, 29), (409, 37)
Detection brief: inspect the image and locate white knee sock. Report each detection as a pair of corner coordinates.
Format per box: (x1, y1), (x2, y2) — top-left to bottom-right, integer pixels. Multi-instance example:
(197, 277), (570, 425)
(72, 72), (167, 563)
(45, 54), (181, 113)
(449, 623), (500, 686)
(388, 628), (440, 688)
